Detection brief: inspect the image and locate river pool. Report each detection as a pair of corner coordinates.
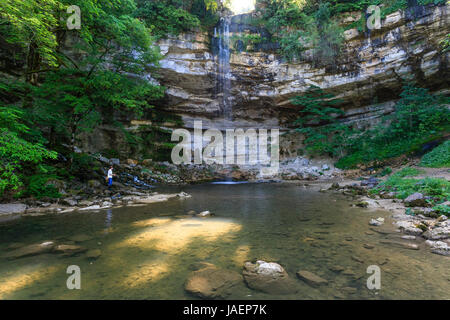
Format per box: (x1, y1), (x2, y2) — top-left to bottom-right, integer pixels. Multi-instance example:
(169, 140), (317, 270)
(0, 183), (449, 299)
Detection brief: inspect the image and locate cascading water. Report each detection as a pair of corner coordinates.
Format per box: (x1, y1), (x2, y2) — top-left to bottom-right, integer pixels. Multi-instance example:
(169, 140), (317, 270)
(214, 15), (233, 120)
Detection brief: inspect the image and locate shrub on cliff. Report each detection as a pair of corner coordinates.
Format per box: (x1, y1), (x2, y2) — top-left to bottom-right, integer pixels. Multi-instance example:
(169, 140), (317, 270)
(420, 140), (450, 168)
(293, 84), (450, 169)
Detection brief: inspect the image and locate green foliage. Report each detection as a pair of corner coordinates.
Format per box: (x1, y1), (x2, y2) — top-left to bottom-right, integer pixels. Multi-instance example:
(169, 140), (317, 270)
(394, 167), (425, 177)
(0, 0), (168, 199)
(27, 174), (61, 199)
(440, 33), (450, 53)
(135, 0), (200, 38)
(259, 1), (344, 63)
(419, 140), (450, 168)
(70, 153), (96, 180)
(377, 167), (393, 176)
(293, 84), (449, 170)
(0, 0), (61, 67)
(135, 0), (219, 38)
(432, 204), (450, 216)
(231, 34), (264, 52)
(256, 0), (446, 61)
(372, 176), (450, 202)
(0, 105), (57, 195)
(336, 85), (450, 169)
(292, 86), (353, 157)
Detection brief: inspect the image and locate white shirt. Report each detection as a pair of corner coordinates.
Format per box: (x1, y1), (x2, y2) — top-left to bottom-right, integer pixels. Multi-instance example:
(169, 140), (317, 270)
(107, 169), (113, 179)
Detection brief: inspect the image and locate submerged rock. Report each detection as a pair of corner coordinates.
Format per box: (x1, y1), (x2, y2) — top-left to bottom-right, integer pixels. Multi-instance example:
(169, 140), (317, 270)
(54, 244), (87, 256)
(185, 263), (242, 299)
(369, 217), (384, 226)
(79, 205), (101, 211)
(296, 270), (328, 287)
(355, 201), (369, 208)
(86, 249), (102, 259)
(3, 241), (55, 259)
(328, 265), (345, 273)
(341, 287), (357, 294)
(243, 261), (297, 295)
(379, 240), (419, 250)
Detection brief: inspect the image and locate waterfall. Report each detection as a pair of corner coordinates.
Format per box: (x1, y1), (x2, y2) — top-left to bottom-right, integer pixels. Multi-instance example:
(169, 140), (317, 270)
(214, 16), (232, 120)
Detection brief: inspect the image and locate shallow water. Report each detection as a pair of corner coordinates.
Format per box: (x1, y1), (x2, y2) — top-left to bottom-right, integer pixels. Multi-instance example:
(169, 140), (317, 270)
(0, 183), (449, 300)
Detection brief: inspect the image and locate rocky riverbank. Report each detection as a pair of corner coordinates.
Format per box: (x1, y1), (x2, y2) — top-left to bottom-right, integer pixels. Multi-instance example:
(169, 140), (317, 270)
(0, 191), (192, 221)
(314, 167), (450, 257)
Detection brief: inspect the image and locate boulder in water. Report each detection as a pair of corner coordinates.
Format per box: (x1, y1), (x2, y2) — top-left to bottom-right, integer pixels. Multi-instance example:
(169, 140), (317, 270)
(296, 270), (328, 287)
(86, 249), (102, 259)
(0, 203), (27, 216)
(3, 241), (55, 259)
(404, 193), (427, 207)
(243, 260), (297, 295)
(185, 263), (242, 299)
(198, 211), (213, 217)
(54, 244), (87, 256)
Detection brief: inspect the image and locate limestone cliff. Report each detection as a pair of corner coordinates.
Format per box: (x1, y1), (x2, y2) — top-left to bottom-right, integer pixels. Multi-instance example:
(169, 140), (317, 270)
(155, 4), (449, 131)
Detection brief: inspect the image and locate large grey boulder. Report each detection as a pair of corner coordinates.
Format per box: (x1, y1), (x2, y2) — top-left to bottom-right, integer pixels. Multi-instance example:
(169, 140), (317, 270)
(297, 270), (328, 287)
(404, 193), (427, 207)
(395, 220), (424, 235)
(0, 203), (27, 216)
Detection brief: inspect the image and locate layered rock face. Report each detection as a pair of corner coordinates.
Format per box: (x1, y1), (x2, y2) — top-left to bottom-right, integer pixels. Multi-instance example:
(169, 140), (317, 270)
(156, 4), (449, 131)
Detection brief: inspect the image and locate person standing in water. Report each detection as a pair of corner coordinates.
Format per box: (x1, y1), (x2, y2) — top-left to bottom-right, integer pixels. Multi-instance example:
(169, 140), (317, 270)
(107, 166), (116, 189)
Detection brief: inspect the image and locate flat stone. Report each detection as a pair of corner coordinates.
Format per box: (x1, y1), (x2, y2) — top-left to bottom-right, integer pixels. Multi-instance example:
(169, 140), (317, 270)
(185, 263), (242, 299)
(404, 193), (427, 207)
(0, 203), (27, 215)
(296, 270), (328, 287)
(363, 243), (375, 249)
(3, 241), (55, 259)
(341, 287), (357, 294)
(351, 255), (364, 263)
(54, 244), (87, 256)
(342, 269), (356, 276)
(425, 240), (450, 256)
(328, 265), (345, 273)
(61, 198), (78, 207)
(379, 240), (419, 250)
(243, 261), (297, 295)
(423, 225), (450, 240)
(79, 205), (101, 211)
(86, 249), (102, 259)
(198, 210), (213, 217)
